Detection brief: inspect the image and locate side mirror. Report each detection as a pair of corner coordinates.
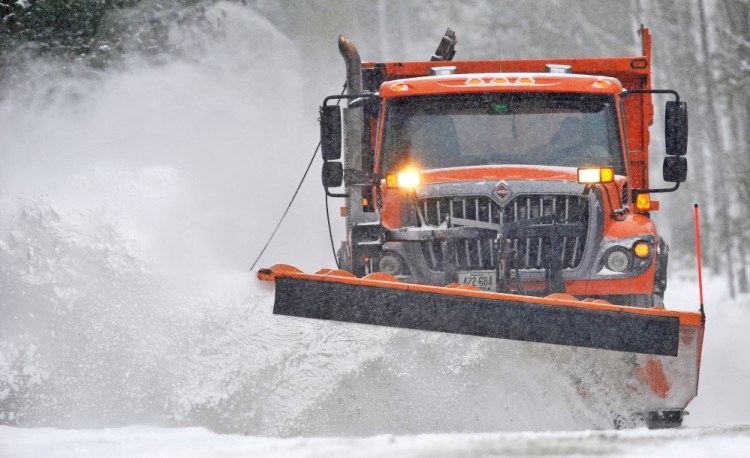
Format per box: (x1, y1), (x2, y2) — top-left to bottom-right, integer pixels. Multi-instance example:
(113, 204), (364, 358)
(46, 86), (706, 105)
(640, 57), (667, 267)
(322, 161), (344, 188)
(665, 101), (688, 156)
(663, 156), (687, 183)
(320, 105), (342, 161)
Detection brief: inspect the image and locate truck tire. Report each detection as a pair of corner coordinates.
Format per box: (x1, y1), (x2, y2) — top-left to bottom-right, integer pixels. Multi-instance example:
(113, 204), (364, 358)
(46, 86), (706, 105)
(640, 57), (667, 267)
(654, 238), (669, 298)
(646, 410), (684, 429)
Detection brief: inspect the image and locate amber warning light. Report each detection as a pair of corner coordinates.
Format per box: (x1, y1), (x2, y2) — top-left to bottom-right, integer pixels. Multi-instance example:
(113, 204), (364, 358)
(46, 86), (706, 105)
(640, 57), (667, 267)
(386, 170), (421, 189)
(577, 167), (615, 184)
(636, 194), (652, 211)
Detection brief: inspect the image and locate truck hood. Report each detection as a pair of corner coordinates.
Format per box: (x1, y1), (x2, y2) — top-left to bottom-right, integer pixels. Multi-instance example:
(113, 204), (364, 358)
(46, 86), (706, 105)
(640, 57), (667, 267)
(420, 165), (583, 185)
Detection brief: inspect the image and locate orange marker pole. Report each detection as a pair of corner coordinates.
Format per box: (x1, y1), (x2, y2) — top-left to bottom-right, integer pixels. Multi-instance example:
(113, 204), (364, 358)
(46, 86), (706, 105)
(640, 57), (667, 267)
(694, 204), (705, 322)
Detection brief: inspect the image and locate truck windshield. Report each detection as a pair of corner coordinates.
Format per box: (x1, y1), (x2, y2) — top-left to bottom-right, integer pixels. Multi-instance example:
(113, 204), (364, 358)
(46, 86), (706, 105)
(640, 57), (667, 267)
(381, 93), (624, 174)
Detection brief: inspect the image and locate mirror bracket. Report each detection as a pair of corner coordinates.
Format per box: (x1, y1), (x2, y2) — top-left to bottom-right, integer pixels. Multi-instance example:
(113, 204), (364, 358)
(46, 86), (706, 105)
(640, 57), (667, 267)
(621, 89), (687, 197)
(321, 93), (379, 198)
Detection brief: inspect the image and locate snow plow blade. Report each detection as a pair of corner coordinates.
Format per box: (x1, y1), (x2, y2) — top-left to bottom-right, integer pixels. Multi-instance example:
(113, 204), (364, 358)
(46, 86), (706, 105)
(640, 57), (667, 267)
(258, 265), (703, 357)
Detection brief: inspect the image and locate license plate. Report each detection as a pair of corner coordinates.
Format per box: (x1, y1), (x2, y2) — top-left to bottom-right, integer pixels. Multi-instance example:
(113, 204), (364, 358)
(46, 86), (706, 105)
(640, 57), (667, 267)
(457, 270), (496, 292)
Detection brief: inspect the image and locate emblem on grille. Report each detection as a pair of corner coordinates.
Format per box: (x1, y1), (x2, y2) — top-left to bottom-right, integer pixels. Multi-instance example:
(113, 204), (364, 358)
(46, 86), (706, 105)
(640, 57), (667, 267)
(495, 181), (511, 201)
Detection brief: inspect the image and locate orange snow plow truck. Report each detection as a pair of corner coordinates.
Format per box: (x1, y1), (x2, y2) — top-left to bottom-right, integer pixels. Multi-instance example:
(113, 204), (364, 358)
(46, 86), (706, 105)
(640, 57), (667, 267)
(258, 27), (704, 428)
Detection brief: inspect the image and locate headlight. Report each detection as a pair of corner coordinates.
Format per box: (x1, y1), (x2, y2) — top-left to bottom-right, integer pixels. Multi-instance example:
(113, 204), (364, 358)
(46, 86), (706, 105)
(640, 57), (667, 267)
(596, 237), (654, 277)
(605, 248), (631, 273)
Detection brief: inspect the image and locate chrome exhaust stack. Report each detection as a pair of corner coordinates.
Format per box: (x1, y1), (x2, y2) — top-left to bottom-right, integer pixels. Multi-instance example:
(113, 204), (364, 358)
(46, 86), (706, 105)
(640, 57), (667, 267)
(338, 35), (362, 95)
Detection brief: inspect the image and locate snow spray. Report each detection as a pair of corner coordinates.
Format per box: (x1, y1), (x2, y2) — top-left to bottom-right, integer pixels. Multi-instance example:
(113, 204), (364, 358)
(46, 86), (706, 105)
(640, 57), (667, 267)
(0, 1), (631, 435)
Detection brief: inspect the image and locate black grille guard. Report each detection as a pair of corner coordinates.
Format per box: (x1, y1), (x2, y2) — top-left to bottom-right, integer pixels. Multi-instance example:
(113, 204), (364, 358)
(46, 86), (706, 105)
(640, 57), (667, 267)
(385, 214), (586, 242)
(384, 214), (587, 294)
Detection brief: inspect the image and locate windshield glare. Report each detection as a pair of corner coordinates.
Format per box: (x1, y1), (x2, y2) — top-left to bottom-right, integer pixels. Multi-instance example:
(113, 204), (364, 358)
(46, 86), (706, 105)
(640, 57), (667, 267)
(381, 93), (624, 174)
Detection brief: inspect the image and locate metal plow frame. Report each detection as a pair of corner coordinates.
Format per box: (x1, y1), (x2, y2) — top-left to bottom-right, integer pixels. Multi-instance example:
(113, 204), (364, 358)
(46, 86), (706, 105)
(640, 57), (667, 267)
(258, 265), (703, 357)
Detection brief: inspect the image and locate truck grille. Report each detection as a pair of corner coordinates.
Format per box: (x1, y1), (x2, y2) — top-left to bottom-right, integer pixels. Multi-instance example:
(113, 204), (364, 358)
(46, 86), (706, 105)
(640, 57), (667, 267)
(418, 194), (589, 271)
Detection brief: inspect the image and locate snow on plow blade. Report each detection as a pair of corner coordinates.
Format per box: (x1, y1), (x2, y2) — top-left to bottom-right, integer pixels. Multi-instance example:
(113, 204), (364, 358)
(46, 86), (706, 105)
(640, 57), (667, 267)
(258, 265), (703, 357)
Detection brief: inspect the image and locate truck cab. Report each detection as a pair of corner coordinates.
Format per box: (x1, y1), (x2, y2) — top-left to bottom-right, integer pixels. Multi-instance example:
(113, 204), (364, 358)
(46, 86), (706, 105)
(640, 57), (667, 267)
(321, 28), (687, 308)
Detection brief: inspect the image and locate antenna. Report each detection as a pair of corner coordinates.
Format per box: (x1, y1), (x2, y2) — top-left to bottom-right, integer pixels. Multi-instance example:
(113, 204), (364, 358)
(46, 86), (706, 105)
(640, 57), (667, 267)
(694, 204), (705, 323)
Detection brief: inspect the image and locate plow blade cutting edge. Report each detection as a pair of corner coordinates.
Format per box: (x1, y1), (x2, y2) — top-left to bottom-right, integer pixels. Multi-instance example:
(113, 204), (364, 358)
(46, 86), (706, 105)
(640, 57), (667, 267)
(258, 265), (704, 357)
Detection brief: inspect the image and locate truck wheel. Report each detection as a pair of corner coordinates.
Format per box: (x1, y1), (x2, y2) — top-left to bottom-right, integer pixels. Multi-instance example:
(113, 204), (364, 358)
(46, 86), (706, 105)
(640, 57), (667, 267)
(654, 238), (669, 298)
(646, 410), (684, 429)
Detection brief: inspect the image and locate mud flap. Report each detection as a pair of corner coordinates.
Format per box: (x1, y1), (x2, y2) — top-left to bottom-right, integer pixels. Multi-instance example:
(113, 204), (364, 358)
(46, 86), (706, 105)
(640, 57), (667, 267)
(273, 275), (680, 356)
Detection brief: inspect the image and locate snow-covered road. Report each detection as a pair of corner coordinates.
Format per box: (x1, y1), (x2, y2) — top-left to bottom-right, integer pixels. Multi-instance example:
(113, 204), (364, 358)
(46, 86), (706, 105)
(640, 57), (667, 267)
(2, 424), (750, 458)
(2, 272), (749, 457)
